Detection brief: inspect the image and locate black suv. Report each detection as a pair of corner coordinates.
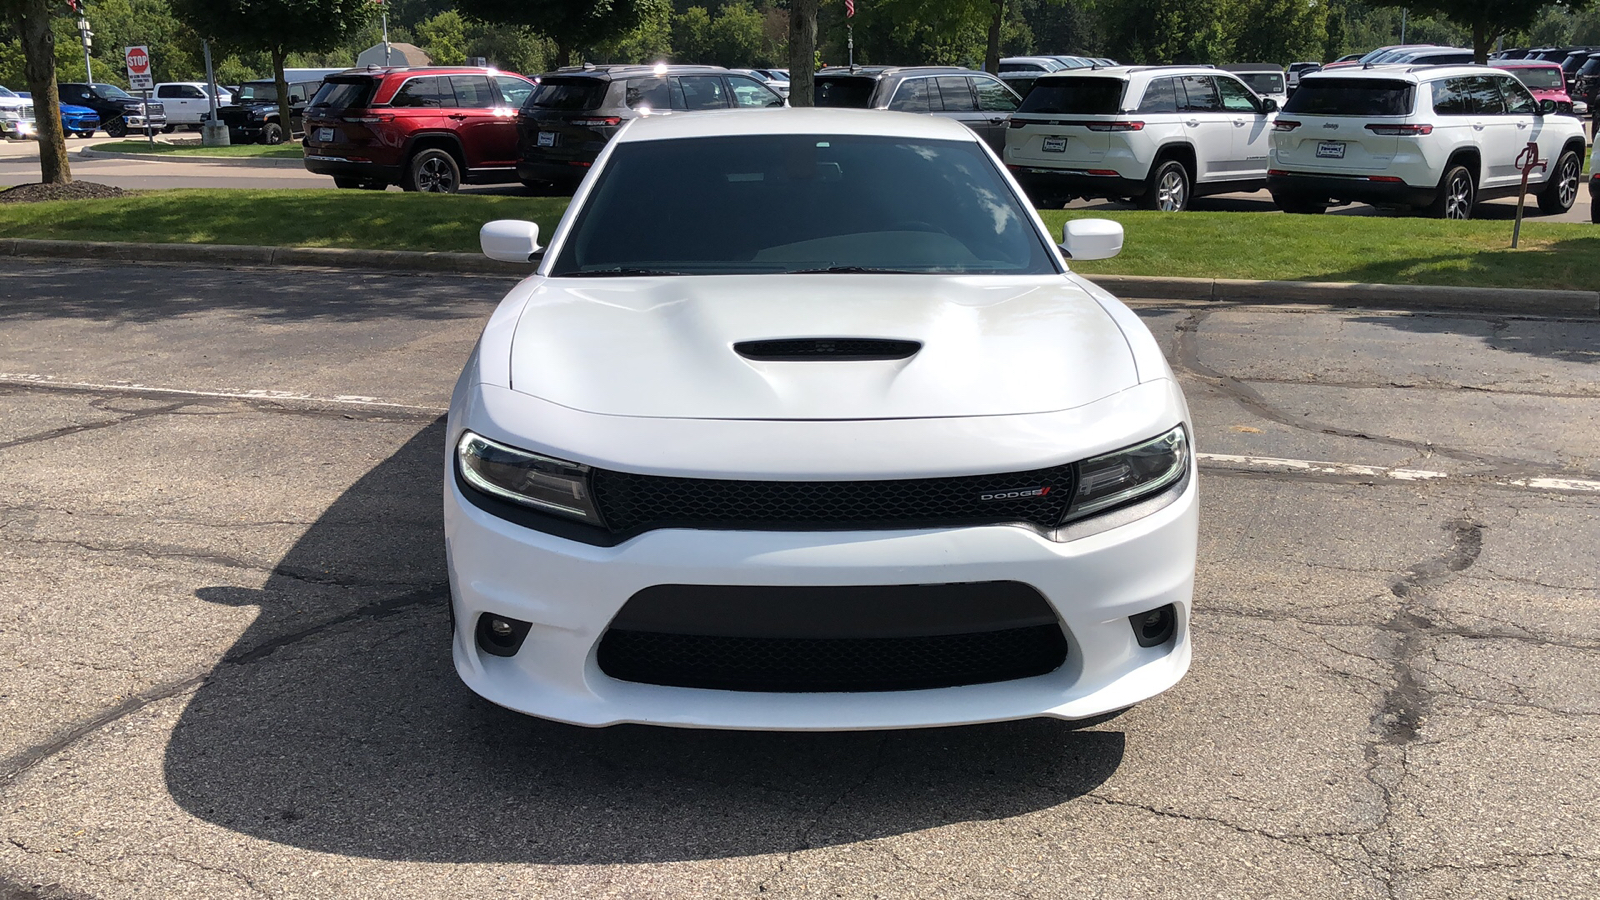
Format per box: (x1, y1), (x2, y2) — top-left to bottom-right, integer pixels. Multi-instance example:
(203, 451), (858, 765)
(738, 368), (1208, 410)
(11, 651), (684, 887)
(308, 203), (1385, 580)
(813, 66), (1021, 153)
(216, 78), (322, 144)
(57, 82), (165, 137)
(516, 64), (783, 188)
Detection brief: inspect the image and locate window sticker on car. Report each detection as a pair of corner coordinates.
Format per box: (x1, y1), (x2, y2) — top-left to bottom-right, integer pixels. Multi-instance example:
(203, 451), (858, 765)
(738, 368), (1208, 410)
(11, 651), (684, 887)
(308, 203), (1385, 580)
(1042, 136), (1067, 152)
(537, 131), (557, 147)
(1316, 141), (1345, 159)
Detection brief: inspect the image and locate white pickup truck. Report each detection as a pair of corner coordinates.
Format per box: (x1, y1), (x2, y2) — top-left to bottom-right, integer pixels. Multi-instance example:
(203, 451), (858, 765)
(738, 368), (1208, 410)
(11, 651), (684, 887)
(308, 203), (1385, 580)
(153, 82), (232, 130)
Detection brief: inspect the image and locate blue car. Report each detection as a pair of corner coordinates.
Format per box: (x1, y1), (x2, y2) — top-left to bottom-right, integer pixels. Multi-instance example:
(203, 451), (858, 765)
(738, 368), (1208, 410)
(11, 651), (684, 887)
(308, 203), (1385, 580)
(60, 102), (99, 137)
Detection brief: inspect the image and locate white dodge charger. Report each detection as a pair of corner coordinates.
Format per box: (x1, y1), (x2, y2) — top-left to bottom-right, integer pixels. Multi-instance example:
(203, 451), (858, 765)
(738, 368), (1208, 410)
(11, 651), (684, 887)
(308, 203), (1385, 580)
(445, 107), (1196, 730)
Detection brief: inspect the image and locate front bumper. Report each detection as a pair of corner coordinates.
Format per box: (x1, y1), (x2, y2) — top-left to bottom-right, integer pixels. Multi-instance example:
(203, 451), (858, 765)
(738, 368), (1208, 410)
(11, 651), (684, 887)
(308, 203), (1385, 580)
(0, 118), (34, 138)
(444, 392), (1197, 731)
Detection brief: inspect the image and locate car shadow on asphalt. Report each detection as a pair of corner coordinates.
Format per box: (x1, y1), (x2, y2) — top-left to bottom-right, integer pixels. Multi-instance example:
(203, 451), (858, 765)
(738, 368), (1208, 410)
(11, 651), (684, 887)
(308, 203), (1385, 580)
(163, 422), (1125, 864)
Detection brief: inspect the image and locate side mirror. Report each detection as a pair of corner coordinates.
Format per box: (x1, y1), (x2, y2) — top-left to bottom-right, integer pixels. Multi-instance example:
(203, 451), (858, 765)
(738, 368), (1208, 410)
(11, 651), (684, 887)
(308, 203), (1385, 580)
(480, 219), (542, 263)
(1262, 97), (1280, 113)
(1060, 218), (1123, 261)
(1537, 98), (1558, 116)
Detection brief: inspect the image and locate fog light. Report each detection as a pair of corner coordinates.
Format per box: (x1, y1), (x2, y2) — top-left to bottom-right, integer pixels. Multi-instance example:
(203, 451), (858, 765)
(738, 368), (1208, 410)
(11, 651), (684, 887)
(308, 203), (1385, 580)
(475, 613), (532, 657)
(1130, 604), (1177, 648)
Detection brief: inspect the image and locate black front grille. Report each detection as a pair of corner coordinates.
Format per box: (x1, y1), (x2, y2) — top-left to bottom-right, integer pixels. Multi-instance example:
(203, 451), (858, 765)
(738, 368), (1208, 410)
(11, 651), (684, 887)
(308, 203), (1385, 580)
(591, 463), (1075, 535)
(598, 625), (1069, 692)
(734, 338), (921, 361)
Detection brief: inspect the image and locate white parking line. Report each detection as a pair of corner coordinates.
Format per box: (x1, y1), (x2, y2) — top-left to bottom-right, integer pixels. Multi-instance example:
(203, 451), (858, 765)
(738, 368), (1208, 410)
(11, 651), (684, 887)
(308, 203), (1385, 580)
(5, 372), (1600, 495)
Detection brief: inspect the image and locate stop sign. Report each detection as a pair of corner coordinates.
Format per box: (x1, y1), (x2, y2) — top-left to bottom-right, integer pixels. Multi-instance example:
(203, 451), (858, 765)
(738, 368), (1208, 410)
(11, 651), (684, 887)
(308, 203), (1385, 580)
(125, 45), (152, 90)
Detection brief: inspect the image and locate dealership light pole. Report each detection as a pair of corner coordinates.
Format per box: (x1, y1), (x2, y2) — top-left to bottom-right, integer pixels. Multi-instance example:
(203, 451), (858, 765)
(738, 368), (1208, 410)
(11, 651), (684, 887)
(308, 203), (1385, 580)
(78, 16), (93, 82)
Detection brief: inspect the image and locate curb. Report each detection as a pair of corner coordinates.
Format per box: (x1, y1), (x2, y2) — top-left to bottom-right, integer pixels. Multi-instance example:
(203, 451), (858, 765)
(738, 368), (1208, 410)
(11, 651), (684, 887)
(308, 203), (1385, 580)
(3, 238), (1595, 316)
(77, 146), (307, 169)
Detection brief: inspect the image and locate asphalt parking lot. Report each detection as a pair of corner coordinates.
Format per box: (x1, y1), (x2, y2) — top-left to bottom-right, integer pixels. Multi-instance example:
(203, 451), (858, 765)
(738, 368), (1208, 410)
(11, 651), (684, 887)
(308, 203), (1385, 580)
(1, 260), (1597, 899)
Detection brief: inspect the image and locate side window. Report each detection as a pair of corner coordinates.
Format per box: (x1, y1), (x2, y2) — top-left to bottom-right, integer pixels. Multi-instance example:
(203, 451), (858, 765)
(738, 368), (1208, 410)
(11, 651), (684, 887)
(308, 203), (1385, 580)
(495, 76), (533, 108)
(1137, 77), (1178, 113)
(448, 76), (496, 109)
(1432, 79), (1469, 115)
(156, 85), (178, 98)
(391, 76), (444, 108)
(181, 85), (206, 99)
(675, 75), (728, 110)
(1462, 76), (1505, 115)
(934, 76), (977, 111)
(625, 77), (671, 111)
(728, 74), (779, 108)
(288, 83), (310, 104)
(1179, 75), (1222, 112)
(1498, 76), (1536, 114)
(888, 78), (931, 113)
(972, 76), (1019, 112)
(1215, 76), (1259, 112)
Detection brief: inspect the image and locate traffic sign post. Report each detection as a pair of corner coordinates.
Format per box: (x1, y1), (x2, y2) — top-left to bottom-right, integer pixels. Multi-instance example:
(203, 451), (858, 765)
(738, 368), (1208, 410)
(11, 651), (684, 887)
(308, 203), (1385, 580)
(125, 46), (154, 144)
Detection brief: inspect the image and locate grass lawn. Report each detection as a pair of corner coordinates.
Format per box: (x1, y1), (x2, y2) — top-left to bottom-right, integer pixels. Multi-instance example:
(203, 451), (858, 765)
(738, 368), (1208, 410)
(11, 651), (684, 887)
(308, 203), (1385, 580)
(0, 188), (1594, 291)
(92, 140), (305, 160)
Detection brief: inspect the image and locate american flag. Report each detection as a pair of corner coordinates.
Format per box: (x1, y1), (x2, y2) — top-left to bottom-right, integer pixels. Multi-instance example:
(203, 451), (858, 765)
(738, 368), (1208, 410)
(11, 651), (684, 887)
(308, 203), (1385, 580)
(845, 0), (855, 16)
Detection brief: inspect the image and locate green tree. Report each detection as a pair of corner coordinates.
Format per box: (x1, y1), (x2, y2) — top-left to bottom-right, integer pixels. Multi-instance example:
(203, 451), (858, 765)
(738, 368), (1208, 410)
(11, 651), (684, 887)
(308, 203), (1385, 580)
(594, 0), (670, 62)
(1, 0), (69, 183)
(672, 4), (710, 59)
(416, 8), (467, 64)
(1369, 0), (1594, 62)
(170, 0), (372, 144)
(1230, 0), (1325, 62)
(456, 0), (666, 67)
(706, 1), (765, 66)
(1093, 0), (1236, 64)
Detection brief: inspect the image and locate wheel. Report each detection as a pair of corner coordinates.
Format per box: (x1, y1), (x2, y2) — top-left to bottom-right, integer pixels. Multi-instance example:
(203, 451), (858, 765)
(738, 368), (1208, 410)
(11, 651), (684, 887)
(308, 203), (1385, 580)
(1138, 160), (1191, 211)
(1536, 149), (1581, 215)
(260, 122), (284, 145)
(402, 148), (461, 193)
(161, 125), (175, 134)
(333, 176), (362, 189)
(1427, 164), (1475, 220)
(358, 180), (387, 190)
(76, 130), (95, 138)
(103, 117), (128, 138)
(1273, 192), (1328, 215)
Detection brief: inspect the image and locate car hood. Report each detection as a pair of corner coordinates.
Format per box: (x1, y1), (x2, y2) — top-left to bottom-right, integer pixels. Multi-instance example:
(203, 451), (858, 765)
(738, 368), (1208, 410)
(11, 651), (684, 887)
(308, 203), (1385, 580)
(506, 274), (1139, 420)
(0, 96), (25, 110)
(59, 103), (95, 115)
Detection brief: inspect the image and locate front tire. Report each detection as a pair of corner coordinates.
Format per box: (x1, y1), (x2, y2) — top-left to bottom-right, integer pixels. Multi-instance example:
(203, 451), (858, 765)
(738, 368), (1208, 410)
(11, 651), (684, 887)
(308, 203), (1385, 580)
(260, 122), (284, 145)
(403, 148), (461, 194)
(1536, 149), (1581, 215)
(1138, 160), (1191, 212)
(1427, 164), (1475, 220)
(103, 117), (128, 138)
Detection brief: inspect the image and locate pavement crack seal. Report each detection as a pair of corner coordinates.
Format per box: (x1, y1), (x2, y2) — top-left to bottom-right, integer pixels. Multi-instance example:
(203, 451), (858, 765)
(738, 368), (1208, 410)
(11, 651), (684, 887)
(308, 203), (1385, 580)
(1171, 311), (1542, 471)
(0, 373), (445, 422)
(0, 400), (189, 453)
(0, 583), (447, 790)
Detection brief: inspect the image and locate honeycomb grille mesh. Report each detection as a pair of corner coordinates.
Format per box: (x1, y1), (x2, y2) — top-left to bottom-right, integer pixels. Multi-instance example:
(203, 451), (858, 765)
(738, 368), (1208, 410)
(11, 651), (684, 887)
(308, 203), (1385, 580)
(597, 625), (1070, 692)
(590, 464), (1075, 534)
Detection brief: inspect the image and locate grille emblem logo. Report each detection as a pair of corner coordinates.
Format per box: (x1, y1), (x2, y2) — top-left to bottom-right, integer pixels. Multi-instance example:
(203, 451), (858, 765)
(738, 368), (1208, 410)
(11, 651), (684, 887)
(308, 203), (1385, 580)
(980, 486), (1052, 501)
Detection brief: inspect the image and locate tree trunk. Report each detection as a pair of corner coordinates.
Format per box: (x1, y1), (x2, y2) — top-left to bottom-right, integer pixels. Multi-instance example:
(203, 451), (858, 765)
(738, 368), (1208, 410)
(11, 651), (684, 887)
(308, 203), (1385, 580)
(787, 0), (818, 107)
(14, 0), (71, 184)
(556, 43), (573, 68)
(1472, 23), (1489, 65)
(986, 0), (1003, 75)
(271, 45), (292, 146)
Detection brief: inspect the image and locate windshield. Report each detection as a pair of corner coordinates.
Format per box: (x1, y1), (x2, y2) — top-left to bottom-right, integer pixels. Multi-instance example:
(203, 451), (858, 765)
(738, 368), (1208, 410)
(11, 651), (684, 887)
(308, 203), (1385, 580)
(0, 86), (15, 99)
(1238, 73), (1285, 95)
(1509, 67), (1564, 91)
(236, 83), (277, 102)
(93, 83), (133, 99)
(814, 77), (876, 108)
(524, 78), (606, 111)
(1018, 78), (1126, 114)
(1284, 79), (1414, 115)
(549, 133), (1056, 277)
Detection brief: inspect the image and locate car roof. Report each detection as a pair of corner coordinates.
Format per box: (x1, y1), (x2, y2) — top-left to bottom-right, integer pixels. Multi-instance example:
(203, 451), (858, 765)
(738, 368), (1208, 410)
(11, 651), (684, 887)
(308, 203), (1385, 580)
(334, 66), (526, 78)
(1300, 64), (1505, 83)
(815, 66), (973, 77)
(613, 107), (977, 144)
(1035, 65), (1235, 81)
(1221, 63), (1285, 73)
(539, 64), (727, 79)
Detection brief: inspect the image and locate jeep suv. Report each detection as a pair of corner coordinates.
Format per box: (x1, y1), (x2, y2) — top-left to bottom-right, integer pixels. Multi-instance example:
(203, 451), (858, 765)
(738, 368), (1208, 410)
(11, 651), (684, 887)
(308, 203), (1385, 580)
(1003, 66), (1276, 210)
(303, 67), (536, 192)
(1267, 66), (1587, 218)
(516, 65), (783, 189)
(215, 78), (323, 144)
(812, 66), (1021, 153)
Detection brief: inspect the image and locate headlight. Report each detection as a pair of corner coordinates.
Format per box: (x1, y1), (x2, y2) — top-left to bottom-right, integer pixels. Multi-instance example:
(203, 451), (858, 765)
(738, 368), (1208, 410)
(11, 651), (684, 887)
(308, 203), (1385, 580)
(456, 432), (601, 523)
(1062, 426), (1188, 523)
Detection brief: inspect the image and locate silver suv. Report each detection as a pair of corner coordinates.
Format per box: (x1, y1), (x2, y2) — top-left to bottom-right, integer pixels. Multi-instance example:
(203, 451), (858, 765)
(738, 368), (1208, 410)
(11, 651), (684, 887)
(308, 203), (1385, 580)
(1003, 66), (1277, 211)
(1267, 65), (1587, 218)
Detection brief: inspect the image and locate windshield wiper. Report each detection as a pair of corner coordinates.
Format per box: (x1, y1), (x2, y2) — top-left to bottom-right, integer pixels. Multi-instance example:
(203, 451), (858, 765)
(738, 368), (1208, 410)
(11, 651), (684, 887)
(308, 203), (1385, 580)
(786, 265), (920, 274)
(564, 267), (686, 277)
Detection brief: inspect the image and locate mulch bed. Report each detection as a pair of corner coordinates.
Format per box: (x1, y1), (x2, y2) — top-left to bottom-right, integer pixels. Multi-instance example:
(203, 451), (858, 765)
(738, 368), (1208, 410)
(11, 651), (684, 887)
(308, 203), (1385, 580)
(0, 181), (129, 203)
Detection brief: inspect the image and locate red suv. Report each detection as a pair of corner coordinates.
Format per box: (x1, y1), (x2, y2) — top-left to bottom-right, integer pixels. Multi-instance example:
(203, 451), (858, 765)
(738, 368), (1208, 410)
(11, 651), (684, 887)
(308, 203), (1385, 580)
(303, 66), (536, 192)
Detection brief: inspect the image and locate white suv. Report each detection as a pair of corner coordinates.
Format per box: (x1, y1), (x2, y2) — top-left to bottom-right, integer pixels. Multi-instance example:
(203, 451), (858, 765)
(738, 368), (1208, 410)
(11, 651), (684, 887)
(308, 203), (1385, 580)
(1267, 65), (1587, 218)
(1004, 66), (1277, 211)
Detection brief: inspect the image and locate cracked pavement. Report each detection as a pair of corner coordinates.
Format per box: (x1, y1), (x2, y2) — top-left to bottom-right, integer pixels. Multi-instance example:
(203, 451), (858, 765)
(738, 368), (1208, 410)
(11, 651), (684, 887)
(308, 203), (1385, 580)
(1, 260), (1598, 899)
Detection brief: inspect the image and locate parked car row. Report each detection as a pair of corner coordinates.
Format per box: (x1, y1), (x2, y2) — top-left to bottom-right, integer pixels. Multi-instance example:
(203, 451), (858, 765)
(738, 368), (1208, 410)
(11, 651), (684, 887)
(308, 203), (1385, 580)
(1002, 64), (1587, 220)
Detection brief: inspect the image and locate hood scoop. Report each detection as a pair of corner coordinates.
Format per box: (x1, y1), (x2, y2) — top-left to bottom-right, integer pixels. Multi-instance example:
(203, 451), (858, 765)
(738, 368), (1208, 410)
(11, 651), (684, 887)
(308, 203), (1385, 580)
(734, 338), (922, 362)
